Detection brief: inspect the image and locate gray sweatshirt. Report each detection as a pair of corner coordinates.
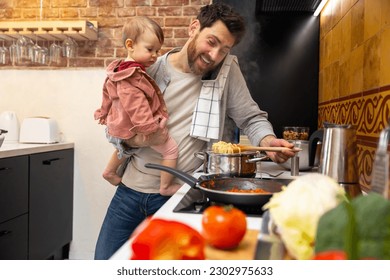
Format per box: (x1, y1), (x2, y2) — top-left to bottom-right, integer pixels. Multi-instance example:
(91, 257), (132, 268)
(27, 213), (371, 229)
(121, 49), (276, 193)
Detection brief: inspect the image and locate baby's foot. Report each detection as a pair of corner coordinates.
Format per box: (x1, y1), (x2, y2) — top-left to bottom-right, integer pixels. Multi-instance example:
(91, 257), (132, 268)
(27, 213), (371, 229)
(102, 170), (122, 186)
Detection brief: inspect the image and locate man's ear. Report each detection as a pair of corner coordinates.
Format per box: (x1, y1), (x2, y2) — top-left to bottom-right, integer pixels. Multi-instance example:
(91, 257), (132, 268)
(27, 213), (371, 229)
(188, 20), (200, 37)
(125, 39), (134, 49)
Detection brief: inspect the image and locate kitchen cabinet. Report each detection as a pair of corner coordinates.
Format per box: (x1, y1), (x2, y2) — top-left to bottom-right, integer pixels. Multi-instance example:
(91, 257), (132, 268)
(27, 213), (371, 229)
(0, 215), (28, 260)
(29, 149), (74, 260)
(0, 148), (74, 260)
(0, 156), (29, 260)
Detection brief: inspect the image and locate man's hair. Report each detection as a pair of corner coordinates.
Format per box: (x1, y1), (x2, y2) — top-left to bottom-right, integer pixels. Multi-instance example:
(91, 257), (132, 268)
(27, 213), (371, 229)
(122, 16), (164, 47)
(197, 2), (246, 46)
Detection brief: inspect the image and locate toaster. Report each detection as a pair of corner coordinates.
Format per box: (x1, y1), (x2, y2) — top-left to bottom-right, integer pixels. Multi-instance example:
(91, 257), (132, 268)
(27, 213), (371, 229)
(19, 117), (60, 144)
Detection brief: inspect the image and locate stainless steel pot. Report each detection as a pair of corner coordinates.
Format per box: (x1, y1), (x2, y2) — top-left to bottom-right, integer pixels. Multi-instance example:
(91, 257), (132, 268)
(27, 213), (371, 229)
(194, 151), (268, 178)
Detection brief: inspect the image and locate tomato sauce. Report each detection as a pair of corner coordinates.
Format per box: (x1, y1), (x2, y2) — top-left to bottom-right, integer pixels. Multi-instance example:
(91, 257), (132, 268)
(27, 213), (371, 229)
(227, 186), (270, 194)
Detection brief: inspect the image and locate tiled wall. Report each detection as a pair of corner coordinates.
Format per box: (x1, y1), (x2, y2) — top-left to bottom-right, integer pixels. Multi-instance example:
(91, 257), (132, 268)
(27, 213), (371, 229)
(319, 0), (390, 191)
(0, 0), (211, 68)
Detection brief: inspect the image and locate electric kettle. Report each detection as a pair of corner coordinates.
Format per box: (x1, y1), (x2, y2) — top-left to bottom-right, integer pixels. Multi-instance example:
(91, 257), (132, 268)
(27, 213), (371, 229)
(0, 111), (19, 142)
(309, 123), (362, 198)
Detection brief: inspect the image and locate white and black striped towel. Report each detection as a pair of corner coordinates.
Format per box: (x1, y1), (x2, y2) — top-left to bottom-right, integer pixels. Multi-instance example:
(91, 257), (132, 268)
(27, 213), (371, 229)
(190, 55), (235, 141)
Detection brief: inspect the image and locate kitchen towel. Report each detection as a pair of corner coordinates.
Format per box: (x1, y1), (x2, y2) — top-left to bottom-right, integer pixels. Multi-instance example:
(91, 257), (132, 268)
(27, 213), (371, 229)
(190, 55), (235, 141)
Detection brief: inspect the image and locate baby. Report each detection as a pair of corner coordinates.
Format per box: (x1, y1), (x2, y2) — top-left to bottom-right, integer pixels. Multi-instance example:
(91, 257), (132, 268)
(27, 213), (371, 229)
(94, 16), (179, 196)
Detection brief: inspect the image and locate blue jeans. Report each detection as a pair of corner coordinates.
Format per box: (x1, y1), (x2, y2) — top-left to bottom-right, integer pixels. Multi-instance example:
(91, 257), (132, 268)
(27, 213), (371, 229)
(94, 184), (170, 260)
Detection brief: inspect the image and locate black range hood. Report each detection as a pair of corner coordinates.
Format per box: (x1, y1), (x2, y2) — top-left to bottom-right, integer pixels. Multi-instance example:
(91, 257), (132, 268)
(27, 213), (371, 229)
(219, 0), (320, 139)
(256, 0), (322, 14)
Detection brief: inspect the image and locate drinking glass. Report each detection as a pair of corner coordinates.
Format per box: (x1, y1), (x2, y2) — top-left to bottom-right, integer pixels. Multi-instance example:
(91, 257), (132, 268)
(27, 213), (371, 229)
(0, 48), (7, 65)
(0, 40), (9, 65)
(16, 35), (34, 65)
(37, 41), (49, 65)
(9, 40), (18, 65)
(31, 40), (42, 65)
(49, 41), (61, 64)
(62, 36), (78, 58)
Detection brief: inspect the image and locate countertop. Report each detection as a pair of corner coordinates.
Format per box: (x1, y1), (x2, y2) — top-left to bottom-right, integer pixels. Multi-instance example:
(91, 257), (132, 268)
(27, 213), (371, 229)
(0, 141), (75, 158)
(110, 161), (314, 260)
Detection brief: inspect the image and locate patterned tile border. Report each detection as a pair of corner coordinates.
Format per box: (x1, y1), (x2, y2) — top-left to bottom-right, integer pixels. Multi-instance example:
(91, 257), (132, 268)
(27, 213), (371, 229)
(318, 89), (390, 192)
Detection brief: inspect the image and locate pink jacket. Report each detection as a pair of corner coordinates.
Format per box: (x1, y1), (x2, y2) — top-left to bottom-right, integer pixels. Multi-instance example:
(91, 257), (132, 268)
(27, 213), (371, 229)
(94, 59), (168, 139)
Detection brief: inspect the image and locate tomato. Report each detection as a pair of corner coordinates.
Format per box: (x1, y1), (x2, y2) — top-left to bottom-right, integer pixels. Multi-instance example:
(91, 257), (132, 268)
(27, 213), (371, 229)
(313, 250), (347, 260)
(130, 218), (205, 260)
(202, 205), (247, 249)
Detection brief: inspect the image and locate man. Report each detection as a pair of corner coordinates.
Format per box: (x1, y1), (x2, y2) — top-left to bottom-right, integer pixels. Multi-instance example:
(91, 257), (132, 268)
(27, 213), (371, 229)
(94, 2), (295, 260)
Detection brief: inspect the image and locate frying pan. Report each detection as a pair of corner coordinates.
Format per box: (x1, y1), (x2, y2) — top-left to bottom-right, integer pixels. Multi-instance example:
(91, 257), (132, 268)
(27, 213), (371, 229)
(145, 163), (289, 206)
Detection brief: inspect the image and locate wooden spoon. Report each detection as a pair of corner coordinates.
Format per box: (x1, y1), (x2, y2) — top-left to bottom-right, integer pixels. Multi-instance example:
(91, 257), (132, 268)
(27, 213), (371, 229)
(237, 144), (302, 153)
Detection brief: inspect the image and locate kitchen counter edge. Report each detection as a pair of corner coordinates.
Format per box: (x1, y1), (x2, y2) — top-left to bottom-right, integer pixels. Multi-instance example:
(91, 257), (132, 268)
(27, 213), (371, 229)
(0, 142), (75, 158)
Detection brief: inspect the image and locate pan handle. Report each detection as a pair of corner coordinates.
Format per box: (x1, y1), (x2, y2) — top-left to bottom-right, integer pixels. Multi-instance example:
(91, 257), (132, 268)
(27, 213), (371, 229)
(144, 163), (199, 187)
(193, 151), (206, 160)
(246, 155), (269, 163)
(194, 151), (208, 173)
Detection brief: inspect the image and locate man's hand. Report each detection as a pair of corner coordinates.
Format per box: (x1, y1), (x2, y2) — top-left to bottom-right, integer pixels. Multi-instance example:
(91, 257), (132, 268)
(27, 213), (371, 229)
(125, 118), (169, 147)
(260, 135), (297, 163)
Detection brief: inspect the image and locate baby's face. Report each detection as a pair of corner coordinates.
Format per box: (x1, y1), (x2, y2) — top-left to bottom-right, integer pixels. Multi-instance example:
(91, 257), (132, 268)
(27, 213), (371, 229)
(128, 32), (162, 68)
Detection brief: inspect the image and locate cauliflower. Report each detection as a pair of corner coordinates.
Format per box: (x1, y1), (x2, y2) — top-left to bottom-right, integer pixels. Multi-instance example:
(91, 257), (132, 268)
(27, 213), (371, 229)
(263, 173), (346, 260)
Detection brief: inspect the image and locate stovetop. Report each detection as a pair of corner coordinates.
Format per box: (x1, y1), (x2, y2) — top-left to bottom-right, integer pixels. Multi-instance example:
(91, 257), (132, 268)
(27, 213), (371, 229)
(173, 186), (266, 217)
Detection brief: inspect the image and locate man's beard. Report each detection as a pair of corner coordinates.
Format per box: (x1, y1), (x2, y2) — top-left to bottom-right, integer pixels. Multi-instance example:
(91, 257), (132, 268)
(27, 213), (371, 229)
(187, 34), (215, 75)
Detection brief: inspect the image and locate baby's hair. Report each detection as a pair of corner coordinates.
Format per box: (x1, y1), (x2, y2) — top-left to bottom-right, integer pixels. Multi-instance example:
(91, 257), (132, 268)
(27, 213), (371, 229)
(122, 16), (164, 47)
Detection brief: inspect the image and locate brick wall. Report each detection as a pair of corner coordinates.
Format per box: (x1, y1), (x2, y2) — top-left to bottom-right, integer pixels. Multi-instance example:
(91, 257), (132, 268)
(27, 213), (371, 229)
(0, 0), (212, 68)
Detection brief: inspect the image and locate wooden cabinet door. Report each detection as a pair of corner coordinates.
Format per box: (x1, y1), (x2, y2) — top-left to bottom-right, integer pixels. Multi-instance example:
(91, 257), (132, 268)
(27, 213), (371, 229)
(29, 149), (74, 260)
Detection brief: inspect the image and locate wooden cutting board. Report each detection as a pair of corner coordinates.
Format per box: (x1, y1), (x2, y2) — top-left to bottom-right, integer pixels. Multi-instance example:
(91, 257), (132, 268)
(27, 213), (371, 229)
(205, 229), (259, 260)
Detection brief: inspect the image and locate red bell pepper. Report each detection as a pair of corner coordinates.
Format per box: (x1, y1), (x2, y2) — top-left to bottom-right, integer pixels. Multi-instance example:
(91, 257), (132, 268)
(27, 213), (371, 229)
(313, 250), (347, 260)
(130, 218), (205, 260)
